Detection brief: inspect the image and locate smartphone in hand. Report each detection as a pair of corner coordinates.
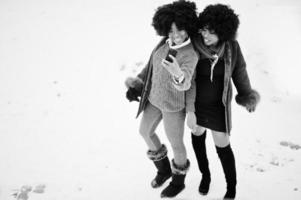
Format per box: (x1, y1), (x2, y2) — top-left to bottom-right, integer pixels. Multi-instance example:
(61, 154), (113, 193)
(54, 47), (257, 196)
(165, 48), (177, 62)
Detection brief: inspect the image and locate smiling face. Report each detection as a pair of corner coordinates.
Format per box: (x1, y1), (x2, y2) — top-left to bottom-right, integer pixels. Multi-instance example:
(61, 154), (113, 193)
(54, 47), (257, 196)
(168, 22), (188, 45)
(200, 27), (219, 47)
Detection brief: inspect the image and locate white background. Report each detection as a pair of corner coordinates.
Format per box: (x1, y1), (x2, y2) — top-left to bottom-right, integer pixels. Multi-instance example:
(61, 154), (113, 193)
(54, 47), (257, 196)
(0, 0), (301, 199)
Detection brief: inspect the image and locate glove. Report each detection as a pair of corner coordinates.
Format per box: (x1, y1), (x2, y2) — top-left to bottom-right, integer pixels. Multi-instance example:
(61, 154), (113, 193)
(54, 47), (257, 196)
(126, 87), (141, 102)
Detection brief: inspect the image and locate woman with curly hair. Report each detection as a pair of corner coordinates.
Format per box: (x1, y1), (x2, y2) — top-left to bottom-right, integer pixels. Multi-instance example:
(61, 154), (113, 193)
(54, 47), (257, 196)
(187, 4), (260, 199)
(125, 0), (198, 198)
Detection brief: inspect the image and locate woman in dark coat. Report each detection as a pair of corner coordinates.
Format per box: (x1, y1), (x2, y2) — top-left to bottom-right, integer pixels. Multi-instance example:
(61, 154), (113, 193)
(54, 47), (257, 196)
(187, 4), (260, 200)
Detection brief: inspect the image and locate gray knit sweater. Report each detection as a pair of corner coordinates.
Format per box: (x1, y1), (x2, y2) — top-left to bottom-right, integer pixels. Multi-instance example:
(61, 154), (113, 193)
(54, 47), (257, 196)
(148, 41), (198, 112)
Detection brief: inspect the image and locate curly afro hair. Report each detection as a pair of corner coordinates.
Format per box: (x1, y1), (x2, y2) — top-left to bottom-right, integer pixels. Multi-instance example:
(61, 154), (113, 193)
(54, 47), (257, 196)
(152, 0), (198, 37)
(198, 4), (240, 42)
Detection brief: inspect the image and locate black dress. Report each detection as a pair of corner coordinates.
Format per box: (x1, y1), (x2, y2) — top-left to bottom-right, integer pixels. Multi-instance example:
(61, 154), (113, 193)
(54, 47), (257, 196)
(195, 58), (226, 132)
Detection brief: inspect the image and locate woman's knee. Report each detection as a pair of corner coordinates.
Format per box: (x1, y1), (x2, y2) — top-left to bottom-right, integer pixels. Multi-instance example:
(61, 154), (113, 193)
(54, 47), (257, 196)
(139, 123), (153, 139)
(139, 104), (162, 138)
(167, 135), (186, 152)
(212, 131), (230, 147)
(191, 126), (206, 136)
(139, 117), (158, 139)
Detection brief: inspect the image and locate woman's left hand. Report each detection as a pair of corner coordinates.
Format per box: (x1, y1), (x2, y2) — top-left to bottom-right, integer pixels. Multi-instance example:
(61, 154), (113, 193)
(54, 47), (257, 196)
(186, 112), (197, 132)
(161, 55), (183, 77)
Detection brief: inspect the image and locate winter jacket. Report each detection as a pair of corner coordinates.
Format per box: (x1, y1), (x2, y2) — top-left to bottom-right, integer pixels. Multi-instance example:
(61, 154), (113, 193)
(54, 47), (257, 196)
(190, 34), (260, 133)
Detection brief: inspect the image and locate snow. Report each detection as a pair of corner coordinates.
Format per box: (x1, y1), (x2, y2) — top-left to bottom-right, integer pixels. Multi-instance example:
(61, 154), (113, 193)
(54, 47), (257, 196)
(0, 0), (301, 199)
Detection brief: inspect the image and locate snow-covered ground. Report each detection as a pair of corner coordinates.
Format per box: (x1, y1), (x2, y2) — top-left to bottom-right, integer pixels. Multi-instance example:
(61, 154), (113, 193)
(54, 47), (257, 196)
(0, 0), (300, 199)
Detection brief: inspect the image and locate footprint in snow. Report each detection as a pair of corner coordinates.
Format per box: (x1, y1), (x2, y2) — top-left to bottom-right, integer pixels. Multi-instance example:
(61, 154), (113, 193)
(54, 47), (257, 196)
(12, 185), (32, 200)
(12, 184), (46, 200)
(32, 184), (46, 193)
(280, 141), (301, 150)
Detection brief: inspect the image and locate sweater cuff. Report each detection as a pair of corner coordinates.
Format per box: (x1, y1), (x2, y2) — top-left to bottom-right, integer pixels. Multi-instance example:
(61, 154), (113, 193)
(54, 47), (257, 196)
(172, 71), (191, 91)
(185, 105), (195, 113)
(185, 101), (195, 112)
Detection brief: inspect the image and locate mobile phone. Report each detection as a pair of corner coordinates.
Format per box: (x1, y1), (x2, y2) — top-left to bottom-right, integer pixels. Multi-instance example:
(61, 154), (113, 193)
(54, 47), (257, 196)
(165, 49), (177, 62)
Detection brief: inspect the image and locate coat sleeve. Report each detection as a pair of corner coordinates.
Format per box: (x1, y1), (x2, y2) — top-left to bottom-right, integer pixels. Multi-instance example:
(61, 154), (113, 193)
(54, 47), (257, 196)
(185, 70), (196, 112)
(232, 41), (260, 108)
(130, 63), (147, 93)
(136, 64), (148, 83)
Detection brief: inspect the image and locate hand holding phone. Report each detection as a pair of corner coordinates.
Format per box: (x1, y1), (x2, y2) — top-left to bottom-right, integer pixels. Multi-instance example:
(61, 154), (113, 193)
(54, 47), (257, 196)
(161, 48), (182, 78)
(165, 48), (177, 62)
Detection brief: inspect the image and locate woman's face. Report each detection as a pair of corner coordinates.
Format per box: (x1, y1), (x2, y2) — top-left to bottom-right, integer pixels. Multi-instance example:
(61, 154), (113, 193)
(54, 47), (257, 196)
(168, 23), (188, 45)
(200, 27), (219, 47)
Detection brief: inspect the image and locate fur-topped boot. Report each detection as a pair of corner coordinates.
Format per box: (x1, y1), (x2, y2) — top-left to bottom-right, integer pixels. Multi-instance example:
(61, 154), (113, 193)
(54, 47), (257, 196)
(147, 144), (172, 188)
(191, 131), (211, 195)
(160, 159), (190, 198)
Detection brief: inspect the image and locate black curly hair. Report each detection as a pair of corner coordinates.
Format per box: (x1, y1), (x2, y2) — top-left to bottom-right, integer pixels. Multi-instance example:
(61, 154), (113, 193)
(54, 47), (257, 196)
(152, 0), (198, 37)
(198, 4), (240, 42)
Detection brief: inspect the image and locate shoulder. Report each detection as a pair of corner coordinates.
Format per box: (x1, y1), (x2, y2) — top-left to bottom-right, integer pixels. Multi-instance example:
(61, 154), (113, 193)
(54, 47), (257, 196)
(151, 37), (168, 55)
(226, 40), (244, 61)
(178, 43), (199, 60)
(154, 43), (168, 56)
(227, 40), (239, 50)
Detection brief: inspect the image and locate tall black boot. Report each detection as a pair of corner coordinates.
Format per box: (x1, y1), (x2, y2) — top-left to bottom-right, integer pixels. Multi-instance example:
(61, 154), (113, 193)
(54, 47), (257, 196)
(147, 144), (172, 188)
(191, 131), (211, 195)
(160, 159), (190, 198)
(216, 145), (237, 200)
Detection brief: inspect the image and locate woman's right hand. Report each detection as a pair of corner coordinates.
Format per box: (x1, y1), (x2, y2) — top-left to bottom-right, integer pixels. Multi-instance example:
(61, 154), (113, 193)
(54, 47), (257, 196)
(161, 55), (183, 78)
(186, 112), (197, 132)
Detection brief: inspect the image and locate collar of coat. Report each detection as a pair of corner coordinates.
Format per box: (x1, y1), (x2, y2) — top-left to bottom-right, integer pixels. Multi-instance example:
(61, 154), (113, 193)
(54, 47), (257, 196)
(166, 38), (191, 50)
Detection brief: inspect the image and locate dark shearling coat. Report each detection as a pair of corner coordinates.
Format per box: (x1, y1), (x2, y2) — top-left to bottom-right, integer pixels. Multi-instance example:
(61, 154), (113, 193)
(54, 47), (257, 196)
(191, 34), (260, 133)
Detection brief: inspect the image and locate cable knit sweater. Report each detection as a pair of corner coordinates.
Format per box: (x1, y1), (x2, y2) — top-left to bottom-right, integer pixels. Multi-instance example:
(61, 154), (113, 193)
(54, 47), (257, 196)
(148, 40), (198, 112)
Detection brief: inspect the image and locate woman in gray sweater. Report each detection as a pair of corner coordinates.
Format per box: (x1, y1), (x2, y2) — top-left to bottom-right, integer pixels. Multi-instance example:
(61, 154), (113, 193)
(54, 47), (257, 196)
(125, 0), (198, 198)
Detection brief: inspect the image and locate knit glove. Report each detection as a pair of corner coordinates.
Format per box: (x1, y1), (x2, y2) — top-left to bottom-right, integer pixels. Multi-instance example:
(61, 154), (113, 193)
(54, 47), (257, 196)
(126, 87), (141, 102)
